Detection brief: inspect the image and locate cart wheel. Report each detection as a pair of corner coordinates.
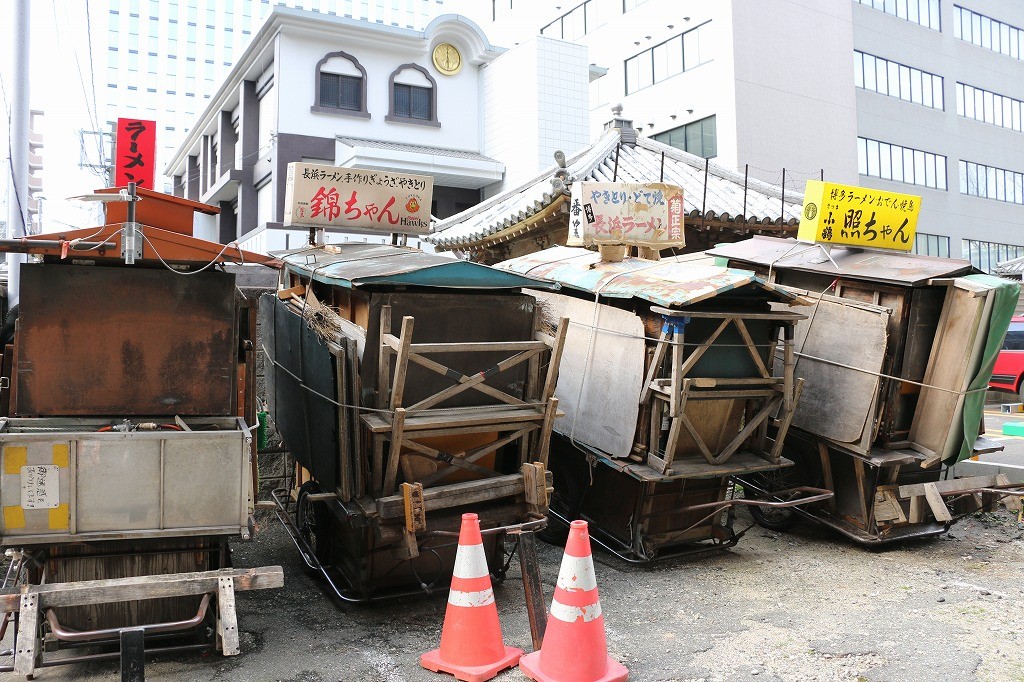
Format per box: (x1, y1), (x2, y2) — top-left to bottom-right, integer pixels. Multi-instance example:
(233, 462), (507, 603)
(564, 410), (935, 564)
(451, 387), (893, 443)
(742, 468), (803, 532)
(296, 481), (335, 572)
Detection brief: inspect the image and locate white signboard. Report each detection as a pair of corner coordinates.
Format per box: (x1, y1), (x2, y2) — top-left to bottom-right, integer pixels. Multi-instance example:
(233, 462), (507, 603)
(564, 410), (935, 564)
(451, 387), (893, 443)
(567, 181), (685, 248)
(21, 465), (59, 509)
(283, 162), (433, 235)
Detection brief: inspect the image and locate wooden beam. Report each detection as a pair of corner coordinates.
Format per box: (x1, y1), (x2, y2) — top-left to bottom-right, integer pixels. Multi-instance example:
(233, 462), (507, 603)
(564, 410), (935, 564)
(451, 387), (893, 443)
(375, 471), (551, 519)
(898, 475), (1001, 498)
(922, 482), (953, 522)
(0, 566), (284, 613)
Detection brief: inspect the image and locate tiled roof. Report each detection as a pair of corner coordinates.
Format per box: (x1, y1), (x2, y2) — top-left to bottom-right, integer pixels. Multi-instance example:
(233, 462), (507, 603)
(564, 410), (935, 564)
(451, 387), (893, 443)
(427, 129), (804, 249)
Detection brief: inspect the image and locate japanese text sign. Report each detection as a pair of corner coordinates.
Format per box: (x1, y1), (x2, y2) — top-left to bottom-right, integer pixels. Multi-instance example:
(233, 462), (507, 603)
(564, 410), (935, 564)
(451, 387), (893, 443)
(21, 465), (59, 510)
(114, 117), (156, 188)
(284, 163), (433, 235)
(798, 180), (921, 252)
(566, 181), (685, 248)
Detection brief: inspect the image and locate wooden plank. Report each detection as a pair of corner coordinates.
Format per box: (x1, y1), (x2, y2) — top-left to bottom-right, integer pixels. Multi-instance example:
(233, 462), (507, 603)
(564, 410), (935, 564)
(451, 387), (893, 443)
(923, 482), (953, 522)
(277, 284), (305, 300)
(818, 441), (838, 513)
(853, 457), (870, 525)
(0, 566), (284, 613)
(715, 395), (782, 464)
(522, 462), (548, 515)
(346, 337), (365, 498)
(769, 378), (804, 462)
(377, 305), (392, 409)
(909, 282), (992, 461)
(518, 532), (547, 651)
(383, 408), (407, 495)
(898, 475), (1000, 498)
(677, 318), (730, 378)
(541, 317), (569, 402)
(389, 317), (415, 409)
(650, 307), (805, 321)
(334, 348), (352, 502)
(14, 593), (38, 676)
(640, 328), (669, 405)
(536, 398), (558, 468)
(401, 482), (427, 532)
(362, 405), (547, 433)
(217, 576), (240, 656)
(735, 318), (771, 379)
(996, 474), (1023, 512)
(404, 350), (529, 408)
(383, 339), (550, 354)
(909, 495), (925, 523)
(375, 471), (551, 519)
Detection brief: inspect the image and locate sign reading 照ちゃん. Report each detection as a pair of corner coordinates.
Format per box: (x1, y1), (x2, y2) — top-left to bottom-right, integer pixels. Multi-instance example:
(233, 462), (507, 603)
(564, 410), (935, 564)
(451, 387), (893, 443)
(283, 163), (433, 235)
(798, 180), (921, 252)
(567, 181), (685, 248)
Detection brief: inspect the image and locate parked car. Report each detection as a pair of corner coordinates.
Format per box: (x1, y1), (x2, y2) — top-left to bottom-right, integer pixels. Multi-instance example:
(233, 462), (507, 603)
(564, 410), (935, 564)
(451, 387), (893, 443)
(988, 316), (1024, 398)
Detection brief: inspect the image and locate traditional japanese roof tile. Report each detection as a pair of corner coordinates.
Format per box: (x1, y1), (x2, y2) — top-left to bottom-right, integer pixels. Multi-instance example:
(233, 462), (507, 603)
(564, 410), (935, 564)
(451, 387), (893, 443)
(427, 129), (804, 250)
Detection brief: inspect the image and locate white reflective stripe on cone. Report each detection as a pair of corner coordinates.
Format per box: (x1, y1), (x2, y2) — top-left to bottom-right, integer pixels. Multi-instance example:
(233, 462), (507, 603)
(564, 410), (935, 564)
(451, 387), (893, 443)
(555, 555), (598, 592)
(549, 598), (602, 623)
(448, 588), (495, 608)
(452, 542), (490, 580)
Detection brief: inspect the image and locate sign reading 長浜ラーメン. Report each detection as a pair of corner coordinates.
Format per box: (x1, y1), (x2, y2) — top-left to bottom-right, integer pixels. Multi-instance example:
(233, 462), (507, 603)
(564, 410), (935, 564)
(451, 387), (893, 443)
(283, 163), (433, 235)
(567, 181), (685, 248)
(798, 180), (921, 252)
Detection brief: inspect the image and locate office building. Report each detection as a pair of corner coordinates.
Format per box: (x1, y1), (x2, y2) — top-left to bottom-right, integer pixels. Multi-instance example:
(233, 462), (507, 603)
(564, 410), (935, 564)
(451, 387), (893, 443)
(446, 0), (1024, 270)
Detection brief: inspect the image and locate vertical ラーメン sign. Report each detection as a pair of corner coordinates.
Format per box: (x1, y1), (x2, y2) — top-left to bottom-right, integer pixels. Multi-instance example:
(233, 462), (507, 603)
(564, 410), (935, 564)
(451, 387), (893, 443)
(283, 163), (433, 235)
(567, 181), (685, 248)
(114, 118), (157, 188)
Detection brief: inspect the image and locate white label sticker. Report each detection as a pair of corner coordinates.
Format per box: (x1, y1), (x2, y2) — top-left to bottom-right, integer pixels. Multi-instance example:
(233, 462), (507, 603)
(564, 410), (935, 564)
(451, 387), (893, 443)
(21, 465), (59, 509)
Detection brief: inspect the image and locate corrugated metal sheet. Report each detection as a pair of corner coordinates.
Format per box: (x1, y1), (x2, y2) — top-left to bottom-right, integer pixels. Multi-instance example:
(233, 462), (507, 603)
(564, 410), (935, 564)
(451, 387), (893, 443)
(273, 243), (558, 290)
(708, 235), (976, 286)
(496, 246), (801, 308)
(995, 254), (1024, 277)
(427, 129), (803, 249)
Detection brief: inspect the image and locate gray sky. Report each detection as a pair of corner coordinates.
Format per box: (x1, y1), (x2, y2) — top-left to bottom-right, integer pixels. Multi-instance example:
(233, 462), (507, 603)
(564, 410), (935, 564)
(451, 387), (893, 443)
(2, 1), (107, 235)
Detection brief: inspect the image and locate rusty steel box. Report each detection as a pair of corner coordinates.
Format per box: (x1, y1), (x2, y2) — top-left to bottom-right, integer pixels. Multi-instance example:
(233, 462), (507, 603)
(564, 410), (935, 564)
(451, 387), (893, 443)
(0, 417), (252, 545)
(15, 264), (238, 417)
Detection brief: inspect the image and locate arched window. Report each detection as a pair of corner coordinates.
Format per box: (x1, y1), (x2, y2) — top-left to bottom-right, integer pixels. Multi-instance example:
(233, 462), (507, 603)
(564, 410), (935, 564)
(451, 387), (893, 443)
(386, 64), (439, 127)
(311, 51), (369, 118)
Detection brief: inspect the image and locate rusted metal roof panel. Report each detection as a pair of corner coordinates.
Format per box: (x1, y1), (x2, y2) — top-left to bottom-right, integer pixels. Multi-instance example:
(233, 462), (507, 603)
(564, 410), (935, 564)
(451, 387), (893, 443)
(496, 246), (800, 308)
(273, 243), (558, 290)
(708, 235), (976, 286)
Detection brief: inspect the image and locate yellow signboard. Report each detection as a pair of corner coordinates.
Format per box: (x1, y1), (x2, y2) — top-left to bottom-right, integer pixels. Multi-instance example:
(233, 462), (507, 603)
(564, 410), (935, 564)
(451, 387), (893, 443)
(798, 180), (921, 252)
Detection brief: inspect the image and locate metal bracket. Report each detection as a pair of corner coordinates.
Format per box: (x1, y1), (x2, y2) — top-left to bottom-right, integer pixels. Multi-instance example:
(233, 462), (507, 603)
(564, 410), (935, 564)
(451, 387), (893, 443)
(121, 222), (143, 264)
(120, 627), (146, 682)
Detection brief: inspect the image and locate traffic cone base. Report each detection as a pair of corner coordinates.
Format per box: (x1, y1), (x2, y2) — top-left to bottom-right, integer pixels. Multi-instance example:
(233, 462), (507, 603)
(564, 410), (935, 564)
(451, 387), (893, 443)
(519, 650), (627, 682)
(421, 645), (523, 682)
(420, 513), (522, 682)
(519, 520), (628, 682)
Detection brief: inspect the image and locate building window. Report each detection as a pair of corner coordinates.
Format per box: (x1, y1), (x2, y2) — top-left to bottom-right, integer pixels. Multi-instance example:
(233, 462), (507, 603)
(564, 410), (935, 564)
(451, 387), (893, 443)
(854, 51), (943, 110)
(857, 137), (947, 190)
(913, 232), (950, 258)
(954, 6), (1024, 59)
(386, 64), (439, 127)
(959, 160), (1024, 205)
(310, 51), (369, 118)
(956, 82), (1023, 132)
(625, 21), (711, 95)
(652, 115), (717, 159)
(540, 0), (612, 41)
(854, 0), (940, 31)
(964, 239), (1024, 273)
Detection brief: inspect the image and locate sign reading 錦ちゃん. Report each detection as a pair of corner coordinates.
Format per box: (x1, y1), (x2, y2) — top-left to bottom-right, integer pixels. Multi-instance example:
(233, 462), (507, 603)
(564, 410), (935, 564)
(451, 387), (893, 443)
(567, 181), (685, 248)
(283, 163), (433, 235)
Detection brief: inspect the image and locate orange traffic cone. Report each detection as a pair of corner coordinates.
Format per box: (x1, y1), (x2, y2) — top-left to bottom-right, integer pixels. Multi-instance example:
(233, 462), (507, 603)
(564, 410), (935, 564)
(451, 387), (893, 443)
(420, 513), (522, 682)
(519, 520), (628, 682)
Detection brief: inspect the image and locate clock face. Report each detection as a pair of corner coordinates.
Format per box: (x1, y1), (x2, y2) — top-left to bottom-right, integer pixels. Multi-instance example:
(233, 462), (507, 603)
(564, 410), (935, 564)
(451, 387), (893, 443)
(432, 43), (462, 75)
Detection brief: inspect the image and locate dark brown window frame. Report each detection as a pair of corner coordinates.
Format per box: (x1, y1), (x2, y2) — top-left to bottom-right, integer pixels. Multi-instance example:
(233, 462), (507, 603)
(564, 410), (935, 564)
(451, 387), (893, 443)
(385, 63), (440, 128)
(310, 50), (370, 119)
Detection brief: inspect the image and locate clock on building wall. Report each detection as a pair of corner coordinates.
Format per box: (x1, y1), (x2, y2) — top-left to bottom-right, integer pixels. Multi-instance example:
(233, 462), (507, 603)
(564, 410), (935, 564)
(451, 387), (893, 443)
(432, 42), (462, 76)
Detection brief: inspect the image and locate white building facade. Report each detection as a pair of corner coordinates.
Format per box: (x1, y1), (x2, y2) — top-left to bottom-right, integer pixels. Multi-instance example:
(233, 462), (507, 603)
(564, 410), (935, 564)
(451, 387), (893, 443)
(445, 0), (1024, 271)
(164, 8), (589, 252)
(94, 0), (443, 194)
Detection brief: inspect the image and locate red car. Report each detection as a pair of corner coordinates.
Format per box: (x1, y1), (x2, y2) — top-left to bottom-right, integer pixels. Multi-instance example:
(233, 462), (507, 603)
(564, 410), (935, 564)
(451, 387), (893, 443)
(989, 315), (1024, 399)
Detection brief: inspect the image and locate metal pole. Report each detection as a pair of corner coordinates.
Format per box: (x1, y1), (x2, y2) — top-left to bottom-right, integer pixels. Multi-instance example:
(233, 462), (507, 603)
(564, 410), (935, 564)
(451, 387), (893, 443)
(659, 152), (665, 182)
(701, 157), (709, 232)
(6, 0), (31, 307)
(743, 163), (749, 218)
(820, 168), (824, 181)
(612, 144), (620, 181)
(781, 168), (786, 225)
